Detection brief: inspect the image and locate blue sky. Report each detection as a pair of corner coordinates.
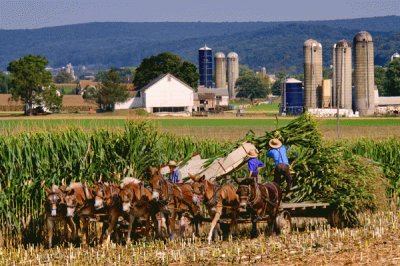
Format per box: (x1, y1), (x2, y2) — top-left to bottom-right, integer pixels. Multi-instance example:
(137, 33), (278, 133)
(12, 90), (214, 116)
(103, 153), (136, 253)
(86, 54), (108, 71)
(0, 0), (399, 29)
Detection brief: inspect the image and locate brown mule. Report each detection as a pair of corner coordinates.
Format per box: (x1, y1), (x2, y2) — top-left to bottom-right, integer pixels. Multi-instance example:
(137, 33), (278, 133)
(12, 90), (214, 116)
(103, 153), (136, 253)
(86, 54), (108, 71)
(235, 177), (282, 237)
(119, 181), (153, 243)
(174, 183), (202, 237)
(189, 174), (240, 244)
(93, 182), (126, 245)
(45, 185), (76, 248)
(64, 182), (95, 246)
(149, 166), (185, 240)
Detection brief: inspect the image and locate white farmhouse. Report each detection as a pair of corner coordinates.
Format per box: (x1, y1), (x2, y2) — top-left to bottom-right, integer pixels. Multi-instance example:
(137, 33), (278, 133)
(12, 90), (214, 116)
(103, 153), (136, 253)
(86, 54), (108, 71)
(115, 73), (194, 114)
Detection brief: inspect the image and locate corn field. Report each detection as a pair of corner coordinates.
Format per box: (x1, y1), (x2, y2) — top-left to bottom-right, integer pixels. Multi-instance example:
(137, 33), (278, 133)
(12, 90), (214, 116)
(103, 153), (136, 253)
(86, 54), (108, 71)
(0, 118), (398, 247)
(0, 121), (228, 246)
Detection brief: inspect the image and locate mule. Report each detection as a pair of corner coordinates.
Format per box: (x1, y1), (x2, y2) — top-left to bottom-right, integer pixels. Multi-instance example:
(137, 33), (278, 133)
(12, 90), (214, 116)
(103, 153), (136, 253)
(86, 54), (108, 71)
(93, 182), (126, 245)
(234, 177), (282, 237)
(189, 174), (240, 243)
(45, 185), (76, 248)
(174, 182), (202, 237)
(119, 181), (154, 243)
(64, 182), (95, 246)
(149, 166), (186, 240)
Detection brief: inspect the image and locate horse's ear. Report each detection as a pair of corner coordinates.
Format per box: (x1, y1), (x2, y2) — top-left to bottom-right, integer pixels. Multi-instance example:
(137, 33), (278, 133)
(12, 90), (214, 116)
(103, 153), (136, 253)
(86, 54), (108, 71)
(59, 185), (66, 192)
(200, 175), (206, 182)
(45, 187), (52, 194)
(188, 173), (196, 181)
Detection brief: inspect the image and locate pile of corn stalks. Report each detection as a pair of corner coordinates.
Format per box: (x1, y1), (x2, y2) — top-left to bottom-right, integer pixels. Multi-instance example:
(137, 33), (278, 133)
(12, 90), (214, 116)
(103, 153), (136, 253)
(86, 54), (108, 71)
(211, 113), (387, 226)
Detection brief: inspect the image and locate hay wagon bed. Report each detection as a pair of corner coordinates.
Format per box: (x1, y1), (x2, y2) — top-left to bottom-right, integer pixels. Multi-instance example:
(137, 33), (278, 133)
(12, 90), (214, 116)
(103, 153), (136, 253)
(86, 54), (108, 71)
(218, 201), (343, 235)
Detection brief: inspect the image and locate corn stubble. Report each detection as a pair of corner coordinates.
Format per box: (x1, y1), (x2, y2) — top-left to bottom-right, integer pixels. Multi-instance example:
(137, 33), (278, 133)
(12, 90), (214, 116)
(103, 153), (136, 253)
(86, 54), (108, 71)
(1, 211), (400, 265)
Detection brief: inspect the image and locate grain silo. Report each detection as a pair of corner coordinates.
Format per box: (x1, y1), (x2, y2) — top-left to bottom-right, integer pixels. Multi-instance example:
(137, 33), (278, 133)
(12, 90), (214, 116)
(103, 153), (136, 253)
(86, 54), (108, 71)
(227, 52), (239, 99)
(280, 78), (304, 116)
(303, 39), (323, 109)
(333, 40), (352, 110)
(199, 44), (213, 88)
(353, 31), (375, 116)
(214, 52), (226, 88)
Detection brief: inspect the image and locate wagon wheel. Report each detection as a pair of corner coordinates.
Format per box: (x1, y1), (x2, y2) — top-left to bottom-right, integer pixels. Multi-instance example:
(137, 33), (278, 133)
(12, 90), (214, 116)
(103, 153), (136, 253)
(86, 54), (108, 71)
(275, 211), (292, 235)
(328, 210), (344, 229)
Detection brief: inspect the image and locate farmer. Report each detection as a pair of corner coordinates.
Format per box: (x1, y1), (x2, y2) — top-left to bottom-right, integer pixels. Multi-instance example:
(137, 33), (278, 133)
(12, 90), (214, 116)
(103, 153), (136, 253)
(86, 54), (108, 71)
(266, 138), (293, 193)
(168, 160), (182, 183)
(247, 149), (264, 184)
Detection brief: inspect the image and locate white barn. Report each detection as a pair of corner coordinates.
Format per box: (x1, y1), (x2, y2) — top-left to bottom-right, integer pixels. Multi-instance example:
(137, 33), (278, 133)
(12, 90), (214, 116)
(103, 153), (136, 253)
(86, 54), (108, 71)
(115, 73), (194, 114)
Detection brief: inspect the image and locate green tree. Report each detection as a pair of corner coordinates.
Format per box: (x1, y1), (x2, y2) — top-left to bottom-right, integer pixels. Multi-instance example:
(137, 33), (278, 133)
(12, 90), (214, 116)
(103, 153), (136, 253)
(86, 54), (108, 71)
(96, 67), (135, 83)
(374, 65), (386, 96)
(87, 69), (129, 111)
(385, 59), (400, 96)
(0, 71), (12, 93)
(133, 52), (199, 88)
(54, 71), (73, 83)
(40, 85), (63, 113)
(236, 67), (269, 100)
(271, 72), (287, 96)
(7, 55), (53, 115)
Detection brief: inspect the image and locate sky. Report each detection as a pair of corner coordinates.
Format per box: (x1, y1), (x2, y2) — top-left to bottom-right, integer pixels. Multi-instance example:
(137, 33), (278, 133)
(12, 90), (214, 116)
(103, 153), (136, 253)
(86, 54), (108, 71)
(0, 0), (399, 29)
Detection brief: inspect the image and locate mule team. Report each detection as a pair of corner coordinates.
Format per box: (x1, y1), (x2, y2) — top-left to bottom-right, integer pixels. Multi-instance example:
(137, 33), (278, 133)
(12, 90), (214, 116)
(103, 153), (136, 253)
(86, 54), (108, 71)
(45, 138), (292, 247)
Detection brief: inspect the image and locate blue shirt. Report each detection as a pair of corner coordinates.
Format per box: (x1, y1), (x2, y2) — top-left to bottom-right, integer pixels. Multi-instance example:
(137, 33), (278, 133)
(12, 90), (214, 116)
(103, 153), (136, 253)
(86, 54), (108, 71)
(247, 158), (265, 173)
(266, 146), (290, 166)
(169, 169), (182, 183)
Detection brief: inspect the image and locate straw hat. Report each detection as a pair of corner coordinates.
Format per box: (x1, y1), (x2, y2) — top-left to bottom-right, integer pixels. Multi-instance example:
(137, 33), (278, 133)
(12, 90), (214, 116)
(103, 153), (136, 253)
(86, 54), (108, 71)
(168, 160), (177, 167)
(269, 138), (282, 149)
(247, 149), (259, 158)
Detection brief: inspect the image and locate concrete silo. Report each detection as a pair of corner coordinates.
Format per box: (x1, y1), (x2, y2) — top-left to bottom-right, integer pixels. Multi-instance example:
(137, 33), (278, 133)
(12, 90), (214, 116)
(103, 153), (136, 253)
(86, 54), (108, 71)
(303, 39), (323, 109)
(199, 44), (213, 88)
(353, 31), (375, 116)
(214, 52), (226, 88)
(227, 52), (239, 99)
(333, 40), (352, 110)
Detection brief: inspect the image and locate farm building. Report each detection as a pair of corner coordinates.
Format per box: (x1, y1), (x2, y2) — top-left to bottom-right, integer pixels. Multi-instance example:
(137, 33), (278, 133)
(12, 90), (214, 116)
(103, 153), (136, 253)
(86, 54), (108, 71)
(193, 87), (229, 111)
(376, 96), (400, 115)
(115, 73), (194, 114)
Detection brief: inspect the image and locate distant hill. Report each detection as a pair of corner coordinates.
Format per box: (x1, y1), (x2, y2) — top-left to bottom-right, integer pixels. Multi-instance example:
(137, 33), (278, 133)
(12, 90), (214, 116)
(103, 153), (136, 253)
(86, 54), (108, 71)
(0, 16), (399, 73)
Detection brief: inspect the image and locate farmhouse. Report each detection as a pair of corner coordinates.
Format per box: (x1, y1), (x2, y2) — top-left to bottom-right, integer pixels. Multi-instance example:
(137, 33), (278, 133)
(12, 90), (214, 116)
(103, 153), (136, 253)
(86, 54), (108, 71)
(194, 87), (229, 111)
(115, 73), (194, 114)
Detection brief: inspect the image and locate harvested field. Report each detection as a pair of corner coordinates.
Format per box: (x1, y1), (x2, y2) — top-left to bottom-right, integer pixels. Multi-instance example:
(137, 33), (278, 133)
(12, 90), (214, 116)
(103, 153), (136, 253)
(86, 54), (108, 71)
(1, 211), (399, 265)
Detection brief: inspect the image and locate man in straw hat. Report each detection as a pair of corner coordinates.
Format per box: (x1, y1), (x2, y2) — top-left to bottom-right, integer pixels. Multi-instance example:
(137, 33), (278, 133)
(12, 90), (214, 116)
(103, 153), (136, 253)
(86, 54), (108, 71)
(247, 149), (264, 184)
(266, 138), (293, 193)
(168, 160), (182, 183)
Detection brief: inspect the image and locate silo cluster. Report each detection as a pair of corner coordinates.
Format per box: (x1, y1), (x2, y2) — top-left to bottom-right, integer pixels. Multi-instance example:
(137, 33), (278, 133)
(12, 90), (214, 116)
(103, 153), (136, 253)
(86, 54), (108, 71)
(227, 52), (239, 99)
(333, 40), (352, 110)
(353, 31), (375, 116)
(302, 31), (376, 116)
(214, 52), (226, 89)
(303, 39), (323, 109)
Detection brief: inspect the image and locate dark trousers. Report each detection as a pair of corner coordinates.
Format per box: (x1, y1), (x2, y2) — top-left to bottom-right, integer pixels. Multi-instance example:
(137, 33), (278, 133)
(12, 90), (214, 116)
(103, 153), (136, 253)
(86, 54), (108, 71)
(273, 163), (293, 192)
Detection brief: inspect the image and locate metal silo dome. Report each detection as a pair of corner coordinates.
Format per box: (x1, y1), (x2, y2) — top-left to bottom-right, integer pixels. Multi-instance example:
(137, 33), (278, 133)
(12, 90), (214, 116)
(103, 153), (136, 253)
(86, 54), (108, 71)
(392, 52), (400, 61)
(227, 52), (239, 58)
(214, 52), (225, 58)
(336, 39), (352, 48)
(353, 31), (373, 43)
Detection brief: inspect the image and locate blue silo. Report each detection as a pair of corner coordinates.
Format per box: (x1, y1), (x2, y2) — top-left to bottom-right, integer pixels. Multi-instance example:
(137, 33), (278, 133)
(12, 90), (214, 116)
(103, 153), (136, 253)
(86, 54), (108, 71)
(280, 78), (304, 116)
(199, 44), (213, 88)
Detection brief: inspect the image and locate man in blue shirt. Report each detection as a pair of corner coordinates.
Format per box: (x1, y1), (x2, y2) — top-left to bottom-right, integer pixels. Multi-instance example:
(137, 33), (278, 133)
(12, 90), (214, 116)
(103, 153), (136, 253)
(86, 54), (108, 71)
(266, 138), (293, 193)
(247, 149), (264, 183)
(168, 160), (182, 183)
